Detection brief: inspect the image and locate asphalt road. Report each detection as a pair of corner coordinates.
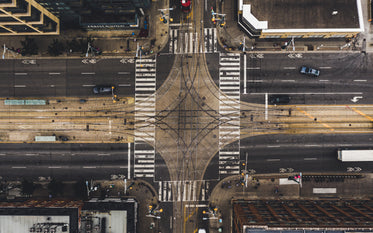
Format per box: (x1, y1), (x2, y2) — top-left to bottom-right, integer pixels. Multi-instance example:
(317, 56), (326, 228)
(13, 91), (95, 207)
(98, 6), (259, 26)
(0, 143), (131, 180)
(241, 52), (373, 104)
(0, 57), (173, 97)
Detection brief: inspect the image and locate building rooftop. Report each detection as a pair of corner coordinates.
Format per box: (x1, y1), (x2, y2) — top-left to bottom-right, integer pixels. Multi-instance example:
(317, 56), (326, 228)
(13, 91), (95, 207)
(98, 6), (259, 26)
(243, 0), (361, 30)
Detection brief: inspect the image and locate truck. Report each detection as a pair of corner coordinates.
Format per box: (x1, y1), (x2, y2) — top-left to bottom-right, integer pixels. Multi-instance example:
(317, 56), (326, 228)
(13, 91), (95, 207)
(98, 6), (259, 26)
(337, 149), (373, 162)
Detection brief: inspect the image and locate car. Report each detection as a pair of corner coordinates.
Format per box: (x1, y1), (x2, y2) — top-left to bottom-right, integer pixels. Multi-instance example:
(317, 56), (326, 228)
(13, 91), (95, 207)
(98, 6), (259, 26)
(181, 0), (191, 12)
(93, 85), (115, 94)
(269, 95), (290, 104)
(300, 66), (320, 77)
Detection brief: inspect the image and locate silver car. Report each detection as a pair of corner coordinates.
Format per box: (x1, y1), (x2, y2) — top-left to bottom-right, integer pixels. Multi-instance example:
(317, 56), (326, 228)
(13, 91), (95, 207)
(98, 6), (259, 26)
(300, 66), (320, 77)
(93, 85), (115, 94)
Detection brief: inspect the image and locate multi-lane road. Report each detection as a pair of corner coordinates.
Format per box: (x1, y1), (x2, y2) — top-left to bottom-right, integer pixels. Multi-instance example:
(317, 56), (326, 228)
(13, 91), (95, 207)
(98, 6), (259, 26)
(0, 53), (373, 177)
(1, 21), (373, 233)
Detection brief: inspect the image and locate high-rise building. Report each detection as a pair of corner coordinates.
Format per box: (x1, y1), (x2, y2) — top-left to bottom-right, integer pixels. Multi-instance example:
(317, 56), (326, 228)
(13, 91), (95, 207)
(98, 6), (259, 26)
(0, 0), (151, 35)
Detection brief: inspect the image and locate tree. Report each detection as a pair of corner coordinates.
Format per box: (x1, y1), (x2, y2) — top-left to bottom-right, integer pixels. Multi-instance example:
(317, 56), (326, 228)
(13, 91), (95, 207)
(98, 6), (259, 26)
(48, 179), (64, 197)
(20, 37), (38, 56)
(66, 39), (81, 53)
(21, 179), (35, 197)
(47, 39), (65, 56)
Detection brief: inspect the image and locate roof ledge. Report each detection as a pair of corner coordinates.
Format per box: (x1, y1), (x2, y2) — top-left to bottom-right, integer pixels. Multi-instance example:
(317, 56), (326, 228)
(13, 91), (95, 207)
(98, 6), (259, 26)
(242, 4), (268, 30)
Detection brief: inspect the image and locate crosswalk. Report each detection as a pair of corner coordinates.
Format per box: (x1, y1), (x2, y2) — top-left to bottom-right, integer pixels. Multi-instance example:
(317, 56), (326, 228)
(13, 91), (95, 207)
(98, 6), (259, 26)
(157, 180), (209, 202)
(219, 53), (241, 175)
(134, 58), (157, 178)
(169, 28), (217, 54)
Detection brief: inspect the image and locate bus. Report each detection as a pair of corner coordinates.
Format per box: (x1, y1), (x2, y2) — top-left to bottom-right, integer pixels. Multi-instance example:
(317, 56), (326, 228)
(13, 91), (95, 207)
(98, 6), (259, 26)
(337, 149), (373, 162)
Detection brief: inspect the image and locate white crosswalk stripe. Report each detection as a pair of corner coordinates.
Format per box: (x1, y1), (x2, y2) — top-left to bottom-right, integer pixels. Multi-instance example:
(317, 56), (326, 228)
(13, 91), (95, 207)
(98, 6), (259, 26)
(219, 53), (241, 175)
(157, 180), (209, 202)
(169, 28), (217, 54)
(134, 58), (157, 178)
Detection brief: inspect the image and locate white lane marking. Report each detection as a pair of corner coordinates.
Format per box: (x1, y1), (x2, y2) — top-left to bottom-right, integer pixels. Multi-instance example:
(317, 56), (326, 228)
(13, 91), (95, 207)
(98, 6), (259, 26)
(119, 84), (131, 87)
(49, 72), (61, 75)
(50, 85), (55, 88)
(304, 145), (319, 147)
(281, 80), (295, 82)
(25, 154), (37, 156)
(247, 67), (260, 70)
(0, 153), (5, 156)
(267, 145), (280, 148)
(14, 85), (26, 88)
(15, 73), (27, 75)
(319, 67), (332, 69)
(304, 158), (318, 160)
(251, 92), (363, 95)
(267, 159), (280, 162)
(12, 166), (26, 169)
(118, 72), (130, 74)
(244, 54), (247, 94)
(319, 80), (329, 82)
(128, 142), (131, 179)
(97, 153), (110, 156)
(283, 67), (296, 69)
(48, 166), (62, 168)
(83, 166), (96, 169)
(265, 93), (268, 120)
(82, 84), (95, 87)
(248, 80), (263, 82)
(81, 72), (95, 75)
(353, 80), (367, 82)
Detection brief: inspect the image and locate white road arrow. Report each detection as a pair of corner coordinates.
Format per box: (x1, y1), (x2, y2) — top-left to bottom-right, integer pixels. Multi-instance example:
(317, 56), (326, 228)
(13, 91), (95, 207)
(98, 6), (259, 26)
(351, 96), (363, 102)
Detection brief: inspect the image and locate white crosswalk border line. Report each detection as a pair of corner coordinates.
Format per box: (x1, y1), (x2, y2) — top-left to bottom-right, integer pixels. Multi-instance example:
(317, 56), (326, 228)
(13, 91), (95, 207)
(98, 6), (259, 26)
(158, 181), (208, 202)
(169, 28), (217, 54)
(219, 53), (241, 175)
(134, 58), (156, 178)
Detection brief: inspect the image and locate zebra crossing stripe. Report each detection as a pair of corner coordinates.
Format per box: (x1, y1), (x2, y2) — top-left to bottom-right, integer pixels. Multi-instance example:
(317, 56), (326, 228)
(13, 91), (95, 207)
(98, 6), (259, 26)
(219, 53), (241, 176)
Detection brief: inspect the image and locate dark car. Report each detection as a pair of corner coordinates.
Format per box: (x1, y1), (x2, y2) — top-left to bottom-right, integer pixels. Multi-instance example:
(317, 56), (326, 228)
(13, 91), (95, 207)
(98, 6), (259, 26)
(300, 66), (320, 77)
(269, 95), (290, 104)
(93, 85), (115, 94)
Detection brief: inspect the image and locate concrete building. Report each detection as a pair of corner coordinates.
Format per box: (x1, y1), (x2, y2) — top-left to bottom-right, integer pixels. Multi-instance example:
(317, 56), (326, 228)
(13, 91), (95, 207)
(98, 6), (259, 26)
(0, 198), (137, 233)
(0, 0), (151, 35)
(0, 0), (60, 35)
(238, 0), (364, 39)
(232, 199), (373, 233)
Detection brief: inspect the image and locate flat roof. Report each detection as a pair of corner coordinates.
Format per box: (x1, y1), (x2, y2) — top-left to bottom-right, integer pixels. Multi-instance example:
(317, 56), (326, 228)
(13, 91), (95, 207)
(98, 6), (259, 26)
(0, 207), (79, 233)
(243, 0), (360, 30)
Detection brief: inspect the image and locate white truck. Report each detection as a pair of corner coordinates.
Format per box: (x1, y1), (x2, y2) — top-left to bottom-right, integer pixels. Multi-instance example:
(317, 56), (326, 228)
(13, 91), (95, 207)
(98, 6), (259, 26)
(338, 149), (373, 162)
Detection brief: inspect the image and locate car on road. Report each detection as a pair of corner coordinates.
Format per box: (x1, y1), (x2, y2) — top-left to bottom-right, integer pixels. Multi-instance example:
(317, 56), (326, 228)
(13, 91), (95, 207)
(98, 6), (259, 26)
(93, 85), (115, 94)
(300, 66), (320, 77)
(269, 95), (290, 104)
(181, 0), (191, 12)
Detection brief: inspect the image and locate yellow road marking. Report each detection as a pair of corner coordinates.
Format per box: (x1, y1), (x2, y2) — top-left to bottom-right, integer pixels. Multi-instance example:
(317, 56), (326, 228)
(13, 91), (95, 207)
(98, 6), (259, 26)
(296, 107), (334, 132)
(187, 7), (193, 19)
(193, 229), (198, 233)
(351, 107), (373, 121)
(184, 206), (198, 233)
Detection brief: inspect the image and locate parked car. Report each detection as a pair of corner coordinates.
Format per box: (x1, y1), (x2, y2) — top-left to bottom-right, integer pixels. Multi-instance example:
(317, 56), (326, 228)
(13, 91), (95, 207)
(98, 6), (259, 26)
(300, 66), (320, 77)
(93, 85), (115, 94)
(269, 95), (290, 104)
